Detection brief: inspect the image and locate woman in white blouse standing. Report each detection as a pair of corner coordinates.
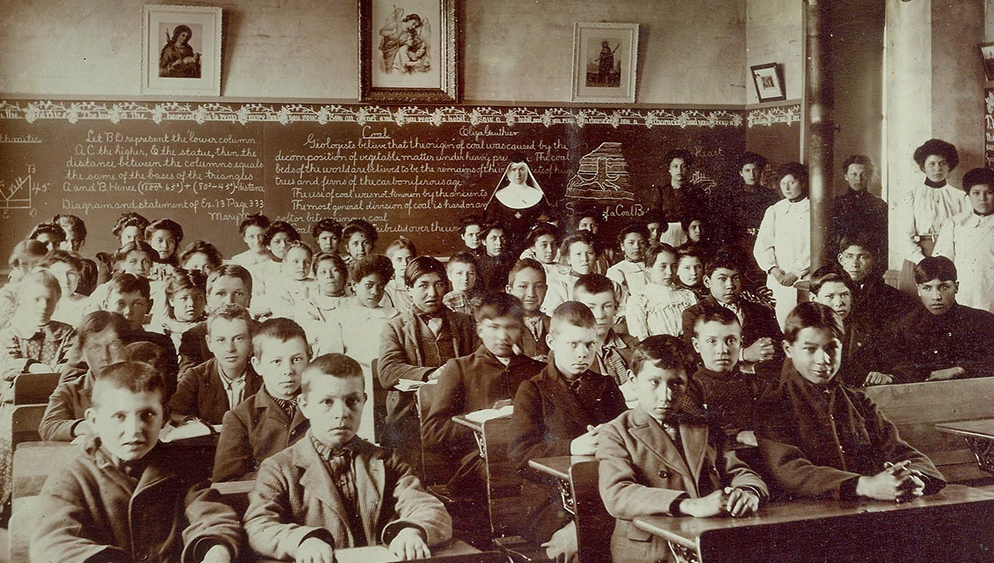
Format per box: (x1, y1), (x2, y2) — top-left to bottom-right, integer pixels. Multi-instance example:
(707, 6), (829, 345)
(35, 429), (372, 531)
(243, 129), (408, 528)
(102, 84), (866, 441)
(897, 139), (966, 293)
(754, 162), (811, 329)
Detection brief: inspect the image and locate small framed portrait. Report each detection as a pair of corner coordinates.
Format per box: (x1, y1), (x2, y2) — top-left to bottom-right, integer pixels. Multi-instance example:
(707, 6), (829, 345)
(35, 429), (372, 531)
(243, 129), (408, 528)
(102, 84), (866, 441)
(571, 22), (639, 104)
(979, 42), (994, 82)
(141, 4), (222, 96)
(750, 63), (786, 103)
(359, 0), (459, 103)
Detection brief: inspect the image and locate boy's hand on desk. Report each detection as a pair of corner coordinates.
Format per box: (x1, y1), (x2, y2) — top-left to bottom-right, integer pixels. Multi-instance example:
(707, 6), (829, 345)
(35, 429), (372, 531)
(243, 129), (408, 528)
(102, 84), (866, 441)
(296, 537), (334, 563)
(389, 527), (430, 560)
(864, 372), (894, 386)
(679, 489), (727, 518)
(199, 544), (232, 563)
(724, 487), (760, 517)
(927, 367), (965, 381)
(570, 425), (602, 455)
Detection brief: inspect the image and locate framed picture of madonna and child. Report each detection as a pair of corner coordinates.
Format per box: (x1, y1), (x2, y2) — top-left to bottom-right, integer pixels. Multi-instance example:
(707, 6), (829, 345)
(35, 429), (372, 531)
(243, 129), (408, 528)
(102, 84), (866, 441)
(359, 0), (460, 103)
(141, 4), (222, 96)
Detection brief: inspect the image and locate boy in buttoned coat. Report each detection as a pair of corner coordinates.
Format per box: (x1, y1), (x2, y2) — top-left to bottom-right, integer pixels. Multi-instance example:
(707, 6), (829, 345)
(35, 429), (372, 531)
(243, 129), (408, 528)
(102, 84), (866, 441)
(244, 354), (451, 562)
(598, 335), (768, 563)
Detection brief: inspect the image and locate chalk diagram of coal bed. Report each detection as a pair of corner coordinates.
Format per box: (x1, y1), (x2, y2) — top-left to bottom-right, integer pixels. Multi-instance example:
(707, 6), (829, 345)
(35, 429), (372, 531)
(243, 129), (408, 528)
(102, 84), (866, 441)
(565, 142), (634, 201)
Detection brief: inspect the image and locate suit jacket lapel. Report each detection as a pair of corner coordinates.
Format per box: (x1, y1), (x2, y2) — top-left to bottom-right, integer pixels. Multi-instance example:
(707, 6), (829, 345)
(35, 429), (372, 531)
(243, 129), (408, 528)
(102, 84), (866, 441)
(353, 442), (385, 544)
(403, 312), (425, 366)
(629, 409), (695, 487)
(295, 440), (351, 541)
(542, 367), (592, 428)
(680, 422), (708, 489)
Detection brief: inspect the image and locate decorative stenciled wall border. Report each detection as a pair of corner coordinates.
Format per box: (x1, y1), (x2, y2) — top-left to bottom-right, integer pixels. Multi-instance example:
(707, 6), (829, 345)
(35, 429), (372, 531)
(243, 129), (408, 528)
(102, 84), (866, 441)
(746, 104), (801, 128)
(0, 100), (748, 129)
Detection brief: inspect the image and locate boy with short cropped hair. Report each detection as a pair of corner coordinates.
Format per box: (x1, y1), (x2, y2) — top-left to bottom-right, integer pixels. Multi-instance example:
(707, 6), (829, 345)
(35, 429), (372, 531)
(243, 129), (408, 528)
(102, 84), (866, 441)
(100, 272), (178, 382)
(243, 354), (452, 561)
(809, 266), (897, 387)
(606, 222), (650, 300)
(170, 304), (261, 425)
(598, 335), (768, 563)
(378, 256), (477, 455)
(690, 307), (772, 446)
(573, 274), (638, 395)
(477, 223), (513, 292)
(836, 232), (913, 331)
(891, 256), (994, 382)
(32, 361), (244, 563)
(755, 302), (946, 501)
(442, 251), (483, 316)
(212, 317), (311, 482)
(509, 301), (627, 562)
(178, 264), (254, 373)
(682, 249), (782, 375)
(506, 258), (550, 359)
(423, 293), (544, 496)
(40, 311), (133, 441)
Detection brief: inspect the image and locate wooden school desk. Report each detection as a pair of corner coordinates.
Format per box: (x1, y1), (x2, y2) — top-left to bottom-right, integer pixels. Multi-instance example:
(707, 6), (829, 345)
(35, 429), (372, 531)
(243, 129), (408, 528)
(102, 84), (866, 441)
(936, 418), (994, 476)
(528, 456), (612, 563)
(633, 484), (994, 563)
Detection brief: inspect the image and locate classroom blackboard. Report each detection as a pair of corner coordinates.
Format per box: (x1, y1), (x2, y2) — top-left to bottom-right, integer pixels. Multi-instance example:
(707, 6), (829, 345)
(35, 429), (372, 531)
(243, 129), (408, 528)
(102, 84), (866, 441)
(0, 100), (749, 261)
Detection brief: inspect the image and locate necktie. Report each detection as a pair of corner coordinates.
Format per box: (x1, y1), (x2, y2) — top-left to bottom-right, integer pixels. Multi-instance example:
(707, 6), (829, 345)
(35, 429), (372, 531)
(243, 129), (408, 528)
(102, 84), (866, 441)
(600, 345), (629, 386)
(663, 421), (686, 460)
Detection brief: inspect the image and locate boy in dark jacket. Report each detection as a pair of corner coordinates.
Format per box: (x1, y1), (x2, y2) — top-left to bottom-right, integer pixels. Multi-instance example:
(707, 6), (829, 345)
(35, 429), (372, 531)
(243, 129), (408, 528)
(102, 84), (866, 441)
(32, 361), (243, 563)
(755, 302), (945, 500)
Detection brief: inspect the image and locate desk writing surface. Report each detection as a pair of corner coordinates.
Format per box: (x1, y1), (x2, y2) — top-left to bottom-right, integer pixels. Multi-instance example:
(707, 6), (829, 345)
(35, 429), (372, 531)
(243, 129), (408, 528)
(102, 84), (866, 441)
(528, 455), (596, 481)
(451, 414), (481, 433)
(936, 418), (994, 439)
(254, 539), (480, 563)
(634, 485), (994, 563)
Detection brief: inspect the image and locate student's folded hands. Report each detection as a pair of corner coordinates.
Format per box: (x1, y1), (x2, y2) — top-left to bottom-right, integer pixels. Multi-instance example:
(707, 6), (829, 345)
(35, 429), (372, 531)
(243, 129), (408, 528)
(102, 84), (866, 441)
(856, 461), (926, 502)
(679, 487), (759, 518)
(389, 527), (430, 560)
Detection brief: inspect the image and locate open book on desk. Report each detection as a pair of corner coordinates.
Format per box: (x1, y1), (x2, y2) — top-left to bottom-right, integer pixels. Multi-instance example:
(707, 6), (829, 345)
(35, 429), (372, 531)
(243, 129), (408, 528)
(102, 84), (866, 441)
(464, 405), (513, 423)
(159, 420), (222, 442)
(394, 379), (437, 393)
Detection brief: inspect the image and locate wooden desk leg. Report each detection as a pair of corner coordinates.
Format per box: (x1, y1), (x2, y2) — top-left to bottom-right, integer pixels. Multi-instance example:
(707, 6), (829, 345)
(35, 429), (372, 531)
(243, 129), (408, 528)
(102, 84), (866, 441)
(667, 541), (701, 563)
(964, 436), (994, 475)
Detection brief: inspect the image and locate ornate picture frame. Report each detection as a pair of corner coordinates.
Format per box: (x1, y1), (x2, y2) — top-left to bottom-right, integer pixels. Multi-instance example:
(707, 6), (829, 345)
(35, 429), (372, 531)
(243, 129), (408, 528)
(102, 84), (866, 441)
(141, 4), (223, 96)
(750, 62), (787, 103)
(359, 0), (459, 103)
(571, 22), (639, 104)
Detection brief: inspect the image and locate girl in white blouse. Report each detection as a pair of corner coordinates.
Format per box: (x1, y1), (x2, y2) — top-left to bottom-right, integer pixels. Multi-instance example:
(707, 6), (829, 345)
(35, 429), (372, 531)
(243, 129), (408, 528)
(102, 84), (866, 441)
(896, 139), (966, 292)
(754, 162), (810, 329)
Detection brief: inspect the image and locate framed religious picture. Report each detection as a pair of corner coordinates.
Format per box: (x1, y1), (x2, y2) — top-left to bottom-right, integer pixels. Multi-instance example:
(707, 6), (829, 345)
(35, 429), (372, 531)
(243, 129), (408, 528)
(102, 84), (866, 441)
(979, 42), (994, 82)
(571, 22), (639, 104)
(359, 0), (459, 103)
(750, 63), (787, 103)
(141, 4), (222, 96)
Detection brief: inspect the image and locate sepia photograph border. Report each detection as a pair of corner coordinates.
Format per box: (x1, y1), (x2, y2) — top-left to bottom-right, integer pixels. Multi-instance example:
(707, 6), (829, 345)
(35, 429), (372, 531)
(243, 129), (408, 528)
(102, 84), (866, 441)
(141, 4), (222, 96)
(750, 62), (786, 103)
(359, 0), (459, 103)
(571, 22), (639, 104)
